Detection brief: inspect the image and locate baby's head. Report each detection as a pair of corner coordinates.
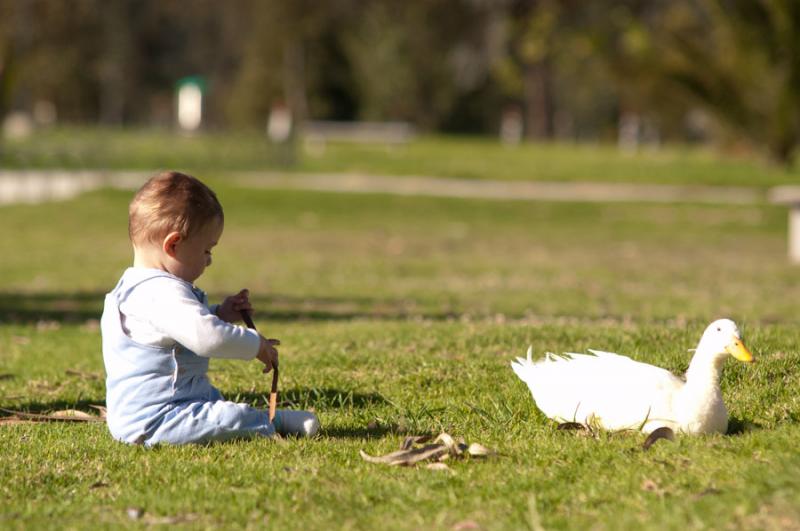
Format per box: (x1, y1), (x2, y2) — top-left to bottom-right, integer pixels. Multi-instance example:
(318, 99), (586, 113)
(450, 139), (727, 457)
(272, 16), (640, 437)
(129, 171), (224, 282)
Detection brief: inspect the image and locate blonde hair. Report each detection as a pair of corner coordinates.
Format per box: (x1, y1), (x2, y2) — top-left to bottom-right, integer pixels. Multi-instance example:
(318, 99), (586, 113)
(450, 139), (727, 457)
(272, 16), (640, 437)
(128, 171), (223, 245)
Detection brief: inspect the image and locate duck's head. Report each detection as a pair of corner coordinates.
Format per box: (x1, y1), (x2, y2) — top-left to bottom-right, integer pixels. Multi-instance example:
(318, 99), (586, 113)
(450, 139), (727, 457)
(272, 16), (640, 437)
(696, 318), (754, 363)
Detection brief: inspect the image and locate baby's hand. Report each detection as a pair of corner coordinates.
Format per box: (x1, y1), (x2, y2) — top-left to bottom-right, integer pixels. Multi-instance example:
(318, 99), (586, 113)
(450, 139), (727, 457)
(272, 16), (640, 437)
(256, 336), (280, 373)
(217, 288), (253, 324)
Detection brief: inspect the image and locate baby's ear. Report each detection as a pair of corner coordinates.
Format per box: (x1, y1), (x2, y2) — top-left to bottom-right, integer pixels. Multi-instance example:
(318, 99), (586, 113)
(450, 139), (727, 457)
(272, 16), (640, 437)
(162, 231), (182, 257)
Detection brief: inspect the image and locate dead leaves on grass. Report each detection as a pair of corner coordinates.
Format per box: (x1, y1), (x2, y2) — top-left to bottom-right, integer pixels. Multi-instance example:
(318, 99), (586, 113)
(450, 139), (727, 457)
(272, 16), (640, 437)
(359, 432), (495, 471)
(1, 369), (105, 425)
(0, 405), (106, 424)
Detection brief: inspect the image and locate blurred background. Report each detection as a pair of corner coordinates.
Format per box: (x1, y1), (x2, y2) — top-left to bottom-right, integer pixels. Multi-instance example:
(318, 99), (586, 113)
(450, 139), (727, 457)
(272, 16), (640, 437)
(1, 0), (799, 325)
(0, 0), (797, 166)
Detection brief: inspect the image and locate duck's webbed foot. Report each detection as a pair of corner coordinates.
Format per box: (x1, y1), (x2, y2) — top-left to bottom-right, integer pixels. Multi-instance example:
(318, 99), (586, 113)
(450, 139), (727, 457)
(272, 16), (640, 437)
(642, 426), (675, 450)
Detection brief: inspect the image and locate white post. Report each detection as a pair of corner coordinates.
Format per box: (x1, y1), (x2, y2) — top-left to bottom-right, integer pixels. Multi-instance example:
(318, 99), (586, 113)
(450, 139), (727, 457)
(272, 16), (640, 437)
(767, 186), (800, 264)
(789, 207), (800, 263)
(177, 84), (202, 131)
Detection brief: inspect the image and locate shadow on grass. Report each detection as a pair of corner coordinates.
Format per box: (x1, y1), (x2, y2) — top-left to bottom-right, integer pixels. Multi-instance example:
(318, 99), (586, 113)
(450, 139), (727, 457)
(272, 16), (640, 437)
(5, 387), (389, 412)
(228, 387), (390, 412)
(726, 416), (763, 435)
(0, 291), (462, 324)
(0, 291), (104, 324)
(321, 424), (396, 439)
(2, 392), (399, 442)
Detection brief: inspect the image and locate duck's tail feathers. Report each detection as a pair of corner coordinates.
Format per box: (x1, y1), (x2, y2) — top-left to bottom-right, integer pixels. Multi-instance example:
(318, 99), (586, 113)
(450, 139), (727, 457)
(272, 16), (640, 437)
(511, 345), (536, 383)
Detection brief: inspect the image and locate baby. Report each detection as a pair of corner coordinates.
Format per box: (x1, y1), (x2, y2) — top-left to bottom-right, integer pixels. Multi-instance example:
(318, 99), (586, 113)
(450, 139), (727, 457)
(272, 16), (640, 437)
(101, 171), (319, 445)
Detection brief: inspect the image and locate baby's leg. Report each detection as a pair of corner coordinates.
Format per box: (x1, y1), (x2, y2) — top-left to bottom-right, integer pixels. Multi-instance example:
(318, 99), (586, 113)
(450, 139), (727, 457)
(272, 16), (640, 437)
(146, 400), (275, 446)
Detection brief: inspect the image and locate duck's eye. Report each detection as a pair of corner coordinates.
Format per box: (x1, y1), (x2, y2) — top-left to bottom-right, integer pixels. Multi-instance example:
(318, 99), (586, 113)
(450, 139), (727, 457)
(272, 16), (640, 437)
(716, 327), (721, 331)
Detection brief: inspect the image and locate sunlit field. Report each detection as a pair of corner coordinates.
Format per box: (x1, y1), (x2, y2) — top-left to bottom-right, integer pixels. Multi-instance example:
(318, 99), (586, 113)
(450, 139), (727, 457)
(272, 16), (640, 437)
(1, 139), (799, 529)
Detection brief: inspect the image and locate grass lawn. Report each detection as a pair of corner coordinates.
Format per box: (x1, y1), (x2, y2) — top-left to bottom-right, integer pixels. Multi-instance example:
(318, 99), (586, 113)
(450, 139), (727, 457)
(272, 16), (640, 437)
(2, 126), (799, 187)
(1, 160), (800, 528)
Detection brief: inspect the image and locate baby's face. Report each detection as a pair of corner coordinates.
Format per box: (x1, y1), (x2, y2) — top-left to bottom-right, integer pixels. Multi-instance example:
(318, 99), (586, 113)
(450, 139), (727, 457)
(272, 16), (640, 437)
(171, 217), (224, 283)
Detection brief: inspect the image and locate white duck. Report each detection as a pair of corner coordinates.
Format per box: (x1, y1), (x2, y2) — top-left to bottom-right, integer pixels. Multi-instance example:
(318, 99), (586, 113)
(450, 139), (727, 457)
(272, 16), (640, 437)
(511, 319), (754, 435)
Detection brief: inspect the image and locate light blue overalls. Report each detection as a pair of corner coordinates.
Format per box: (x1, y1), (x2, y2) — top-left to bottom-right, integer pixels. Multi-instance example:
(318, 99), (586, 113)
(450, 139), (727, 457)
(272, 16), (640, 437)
(101, 270), (275, 445)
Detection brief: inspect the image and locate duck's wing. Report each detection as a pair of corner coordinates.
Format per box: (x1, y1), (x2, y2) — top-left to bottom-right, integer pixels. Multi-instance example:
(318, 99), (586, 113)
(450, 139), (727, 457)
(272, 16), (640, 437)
(512, 348), (684, 431)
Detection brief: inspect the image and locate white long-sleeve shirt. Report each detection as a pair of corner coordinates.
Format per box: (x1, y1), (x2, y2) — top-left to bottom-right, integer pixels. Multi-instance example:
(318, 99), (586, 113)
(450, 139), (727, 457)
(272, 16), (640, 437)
(117, 267), (260, 359)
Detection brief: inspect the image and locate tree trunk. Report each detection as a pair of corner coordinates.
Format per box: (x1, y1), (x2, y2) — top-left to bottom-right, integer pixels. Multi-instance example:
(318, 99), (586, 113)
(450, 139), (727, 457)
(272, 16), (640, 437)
(523, 60), (554, 140)
(0, 43), (12, 157)
(283, 38), (308, 135)
(99, 0), (131, 125)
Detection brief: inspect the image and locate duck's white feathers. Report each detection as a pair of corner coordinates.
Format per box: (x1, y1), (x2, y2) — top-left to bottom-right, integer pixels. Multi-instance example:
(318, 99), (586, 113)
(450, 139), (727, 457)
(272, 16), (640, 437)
(512, 346), (687, 433)
(511, 320), (751, 435)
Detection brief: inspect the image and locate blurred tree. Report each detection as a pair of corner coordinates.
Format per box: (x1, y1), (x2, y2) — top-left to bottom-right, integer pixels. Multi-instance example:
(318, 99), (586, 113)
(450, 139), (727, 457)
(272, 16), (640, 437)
(0, 2), (15, 125)
(4, 1), (102, 122)
(98, 0), (133, 125)
(145, 0), (254, 127)
(0, 0), (795, 165)
(228, 1), (353, 130)
(493, 0), (621, 141)
(343, 0), (498, 129)
(230, 0), (495, 131)
(508, 0), (559, 139)
(602, 0), (800, 164)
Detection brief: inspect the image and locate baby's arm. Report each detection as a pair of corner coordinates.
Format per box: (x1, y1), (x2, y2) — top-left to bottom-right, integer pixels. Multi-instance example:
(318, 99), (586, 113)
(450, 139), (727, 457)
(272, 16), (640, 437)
(143, 279), (261, 359)
(216, 288), (279, 372)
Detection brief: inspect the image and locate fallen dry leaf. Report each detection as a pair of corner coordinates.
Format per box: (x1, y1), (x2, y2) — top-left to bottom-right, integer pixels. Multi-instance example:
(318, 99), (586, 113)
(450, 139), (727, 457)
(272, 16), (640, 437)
(0, 407), (106, 423)
(401, 435), (432, 450)
(49, 410), (96, 420)
(359, 444), (449, 466)
(426, 462), (452, 472)
(360, 432), (495, 468)
(466, 443), (495, 457)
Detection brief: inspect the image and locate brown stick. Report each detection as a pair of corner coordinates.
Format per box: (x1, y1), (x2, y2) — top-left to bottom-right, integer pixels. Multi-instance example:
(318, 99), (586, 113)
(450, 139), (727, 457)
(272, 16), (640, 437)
(241, 311), (279, 423)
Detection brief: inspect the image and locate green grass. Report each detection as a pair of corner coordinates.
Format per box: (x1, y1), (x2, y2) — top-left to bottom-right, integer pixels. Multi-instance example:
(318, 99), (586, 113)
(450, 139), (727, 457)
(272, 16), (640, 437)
(2, 126), (798, 186)
(1, 170), (800, 528)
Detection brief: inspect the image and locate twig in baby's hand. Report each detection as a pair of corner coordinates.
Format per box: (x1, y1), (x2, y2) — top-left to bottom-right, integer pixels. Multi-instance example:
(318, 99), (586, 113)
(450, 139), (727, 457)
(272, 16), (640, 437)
(241, 311), (256, 330)
(241, 310), (279, 423)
